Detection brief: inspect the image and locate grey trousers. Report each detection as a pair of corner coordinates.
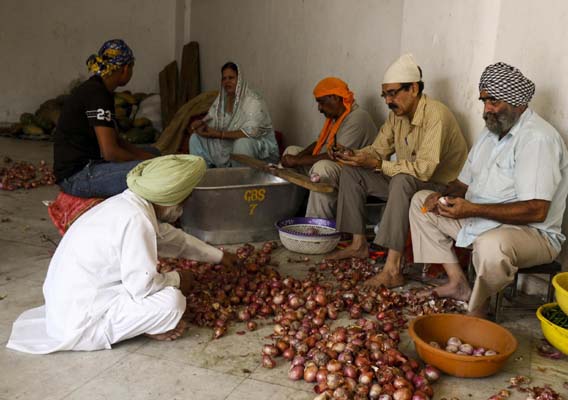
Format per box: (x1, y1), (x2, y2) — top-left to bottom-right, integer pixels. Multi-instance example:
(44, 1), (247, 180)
(283, 146), (342, 219)
(409, 190), (558, 311)
(336, 167), (445, 252)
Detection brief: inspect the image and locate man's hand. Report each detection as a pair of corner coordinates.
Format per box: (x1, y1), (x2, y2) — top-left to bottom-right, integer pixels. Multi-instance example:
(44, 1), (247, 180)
(423, 192), (442, 214)
(220, 251), (239, 269)
(337, 150), (380, 169)
(437, 197), (474, 219)
(178, 270), (196, 296)
(190, 119), (206, 132)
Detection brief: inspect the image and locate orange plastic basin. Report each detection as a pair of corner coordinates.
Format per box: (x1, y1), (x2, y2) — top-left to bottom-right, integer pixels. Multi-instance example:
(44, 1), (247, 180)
(408, 313), (518, 378)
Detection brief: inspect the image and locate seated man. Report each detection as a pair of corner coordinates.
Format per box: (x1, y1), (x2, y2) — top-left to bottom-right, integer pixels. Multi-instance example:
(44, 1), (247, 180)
(54, 39), (159, 198)
(281, 77), (377, 219)
(189, 62), (279, 168)
(409, 62), (568, 317)
(327, 54), (468, 291)
(7, 155), (237, 354)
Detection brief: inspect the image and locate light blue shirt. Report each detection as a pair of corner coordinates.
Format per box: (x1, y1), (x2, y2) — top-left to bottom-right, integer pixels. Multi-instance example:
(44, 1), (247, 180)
(456, 108), (568, 252)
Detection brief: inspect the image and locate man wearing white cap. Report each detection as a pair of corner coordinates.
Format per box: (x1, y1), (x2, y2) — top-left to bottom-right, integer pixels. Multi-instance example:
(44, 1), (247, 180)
(7, 155), (237, 354)
(328, 54), (468, 289)
(409, 62), (568, 316)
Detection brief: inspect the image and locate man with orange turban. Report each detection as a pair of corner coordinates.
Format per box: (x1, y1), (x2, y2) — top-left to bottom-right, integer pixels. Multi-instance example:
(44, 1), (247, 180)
(327, 54), (468, 292)
(281, 77), (377, 219)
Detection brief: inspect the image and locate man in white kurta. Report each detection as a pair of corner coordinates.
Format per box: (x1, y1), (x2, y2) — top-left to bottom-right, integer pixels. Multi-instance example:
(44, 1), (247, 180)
(7, 155), (235, 354)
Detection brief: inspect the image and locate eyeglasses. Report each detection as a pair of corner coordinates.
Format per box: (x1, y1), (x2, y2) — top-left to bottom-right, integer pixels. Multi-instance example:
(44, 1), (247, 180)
(380, 85), (409, 99)
(479, 96), (501, 106)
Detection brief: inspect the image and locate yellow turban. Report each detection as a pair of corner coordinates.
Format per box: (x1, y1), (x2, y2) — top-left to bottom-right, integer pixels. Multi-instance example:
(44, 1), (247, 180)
(127, 155), (206, 206)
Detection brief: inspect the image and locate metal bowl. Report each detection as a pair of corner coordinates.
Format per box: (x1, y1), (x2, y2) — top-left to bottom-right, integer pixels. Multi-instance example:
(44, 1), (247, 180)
(275, 217), (340, 255)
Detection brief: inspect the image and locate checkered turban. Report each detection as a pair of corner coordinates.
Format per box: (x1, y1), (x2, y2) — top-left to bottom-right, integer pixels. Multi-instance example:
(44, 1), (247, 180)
(479, 62), (535, 107)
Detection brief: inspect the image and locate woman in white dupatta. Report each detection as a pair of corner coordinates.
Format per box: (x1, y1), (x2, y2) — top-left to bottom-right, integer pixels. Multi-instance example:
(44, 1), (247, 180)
(189, 62), (279, 167)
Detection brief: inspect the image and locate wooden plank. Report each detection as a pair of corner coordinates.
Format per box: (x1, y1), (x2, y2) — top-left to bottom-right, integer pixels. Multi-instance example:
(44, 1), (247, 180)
(159, 61), (179, 129)
(230, 154), (335, 193)
(179, 42), (201, 104)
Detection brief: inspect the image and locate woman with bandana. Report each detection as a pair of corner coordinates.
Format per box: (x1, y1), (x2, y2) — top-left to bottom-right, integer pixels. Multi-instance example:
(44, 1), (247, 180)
(189, 62), (279, 168)
(54, 39), (159, 198)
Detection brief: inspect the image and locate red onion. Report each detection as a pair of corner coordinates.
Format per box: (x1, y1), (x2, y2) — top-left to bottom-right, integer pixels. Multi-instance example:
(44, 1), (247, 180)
(262, 344), (279, 357)
(272, 293), (284, 305)
(379, 395), (393, 400)
(423, 365), (440, 382)
(412, 374), (427, 389)
(326, 372), (343, 389)
(369, 384), (383, 399)
(393, 376), (410, 389)
(262, 354), (276, 368)
(420, 384), (433, 398)
(213, 326), (226, 339)
(343, 364), (358, 379)
(316, 368), (328, 384)
(412, 391), (429, 400)
(303, 364), (318, 382)
(458, 343), (474, 355)
(393, 387), (412, 400)
(472, 347), (486, 356)
(359, 370), (374, 385)
(288, 365), (304, 380)
(326, 359), (342, 373)
(332, 387), (349, 399)
(282, 347), (296, 361)
(246, 321), (257, 331)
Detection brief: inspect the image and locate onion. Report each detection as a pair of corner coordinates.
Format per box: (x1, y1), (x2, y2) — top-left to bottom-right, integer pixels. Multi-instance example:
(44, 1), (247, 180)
(332, 387), (349, 399)
(262, 344), (279, 357)
(326, 372), (343, 389)
(445, 344), (458, 353)
(213, 326), (226, 339)
(326, 359), (342, 373)
(359, 370), (374, 385)
(272, 293), (285, 305)
(420, 384), (433, 397)
(282, 347), (295, 361)
(412, 391), (429, 400)
(484, 350), (498, 356)
(428, 341), (441, 349)
(316, 368), (328, 384)
(458, 343), (474, 355)
(369, 384), (383, 399)
(304, 364), (318, 382)
(262, 354), (276, 368)
(343, 364), (358, 379)
(313, 351), (330, 367)
(423, 365), (440, 382)
(288, 365), (304, 380)
(412, 374), (427, 389)
(447, 337), (462, 347)
(291, 355), (306, 367)
(393, 387), (413, 400)
(472, 347), (486, 356)
(246, 321), (257, 331)
(393, 376), (410, 389)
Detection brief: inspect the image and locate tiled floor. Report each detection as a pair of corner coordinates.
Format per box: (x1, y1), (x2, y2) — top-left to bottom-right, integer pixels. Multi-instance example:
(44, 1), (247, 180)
(0, 137), (566, 399)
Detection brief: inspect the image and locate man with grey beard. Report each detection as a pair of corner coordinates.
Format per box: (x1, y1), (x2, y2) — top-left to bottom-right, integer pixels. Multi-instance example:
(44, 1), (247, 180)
(408, 62), (568, 317)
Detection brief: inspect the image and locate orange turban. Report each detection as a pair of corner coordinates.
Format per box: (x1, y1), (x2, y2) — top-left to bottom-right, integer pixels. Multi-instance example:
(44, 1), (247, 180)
(312, 77), (354, 155)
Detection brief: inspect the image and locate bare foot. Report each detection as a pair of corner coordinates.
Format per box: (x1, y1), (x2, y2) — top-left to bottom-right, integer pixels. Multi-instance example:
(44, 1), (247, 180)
(427, 279), (472, 302)
(325, 242), (368, 260)
(145, 319), (188, 341)
(363, 269), (405, 289)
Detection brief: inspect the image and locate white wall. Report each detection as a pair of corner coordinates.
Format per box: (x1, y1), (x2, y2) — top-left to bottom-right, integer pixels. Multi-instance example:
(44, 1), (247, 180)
(190, 0), (404, 147)
(0, 0), (182, 122)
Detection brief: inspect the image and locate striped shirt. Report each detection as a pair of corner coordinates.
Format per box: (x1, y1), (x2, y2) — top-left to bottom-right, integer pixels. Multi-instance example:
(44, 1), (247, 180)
(360, 95), (468, 185)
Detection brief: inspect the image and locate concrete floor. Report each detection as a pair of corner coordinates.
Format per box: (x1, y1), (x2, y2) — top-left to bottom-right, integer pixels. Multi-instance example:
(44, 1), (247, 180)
(0, 137), (567, 400)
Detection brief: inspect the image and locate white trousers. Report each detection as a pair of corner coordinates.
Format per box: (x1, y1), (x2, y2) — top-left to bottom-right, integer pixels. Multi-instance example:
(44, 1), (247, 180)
(283, 145), (341, 219)
(7, 287), (186, 354)
(409, 190), (558, 311)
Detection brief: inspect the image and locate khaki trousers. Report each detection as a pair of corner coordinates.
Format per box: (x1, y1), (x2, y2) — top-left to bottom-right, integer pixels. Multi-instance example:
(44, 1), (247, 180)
(336, 167), (445, 252)
(283, 146), (342, 219)
(409, 190), (558, 311)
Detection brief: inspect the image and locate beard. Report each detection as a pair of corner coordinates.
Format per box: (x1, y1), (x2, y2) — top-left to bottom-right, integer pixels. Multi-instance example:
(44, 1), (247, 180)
(483, 108), (519, 136)
(156, 205), (184, 223)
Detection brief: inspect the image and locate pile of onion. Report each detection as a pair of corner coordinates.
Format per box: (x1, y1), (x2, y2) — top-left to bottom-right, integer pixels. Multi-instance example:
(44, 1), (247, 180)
(159, 244), (464, 399)
(0, 157), (55, 191)
(429, 337), (498, 356)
